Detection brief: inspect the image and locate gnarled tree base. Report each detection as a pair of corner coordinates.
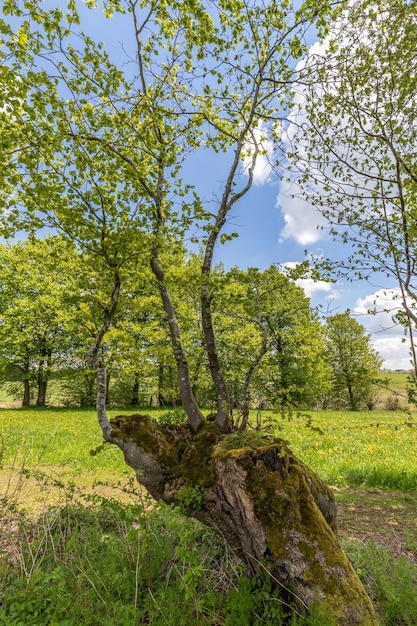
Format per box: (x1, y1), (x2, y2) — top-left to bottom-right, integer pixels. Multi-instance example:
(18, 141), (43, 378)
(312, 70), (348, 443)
(107, 415), (376, 625)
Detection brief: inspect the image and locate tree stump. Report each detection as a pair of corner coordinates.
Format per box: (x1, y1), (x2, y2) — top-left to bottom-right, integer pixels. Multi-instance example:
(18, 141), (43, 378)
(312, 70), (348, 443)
(107, 415), (376, 625)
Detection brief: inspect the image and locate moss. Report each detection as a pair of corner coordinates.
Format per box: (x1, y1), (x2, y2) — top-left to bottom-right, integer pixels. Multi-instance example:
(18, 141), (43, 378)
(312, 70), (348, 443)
(110, 414), (221, 489)
(111, 414), (159, 453)
(215, 441), (294, 558)
(110, 419), (376, 623)
(216, 439), (376, 623)
(178, 421), (222, 488)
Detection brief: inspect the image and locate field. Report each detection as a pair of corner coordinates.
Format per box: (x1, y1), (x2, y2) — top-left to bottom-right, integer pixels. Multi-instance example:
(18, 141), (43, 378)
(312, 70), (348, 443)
(1, 406), (417, 625)
(1, 405), (416, 490)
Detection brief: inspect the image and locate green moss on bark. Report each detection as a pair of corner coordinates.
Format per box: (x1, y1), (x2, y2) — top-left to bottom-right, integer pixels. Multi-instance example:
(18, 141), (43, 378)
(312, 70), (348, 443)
(110, 414), (220, 489)
(214, 440), (376, 624)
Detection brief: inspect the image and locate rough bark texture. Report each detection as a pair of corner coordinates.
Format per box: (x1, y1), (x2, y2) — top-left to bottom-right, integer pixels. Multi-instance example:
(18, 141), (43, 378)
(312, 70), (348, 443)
(107, 415), (376, 625)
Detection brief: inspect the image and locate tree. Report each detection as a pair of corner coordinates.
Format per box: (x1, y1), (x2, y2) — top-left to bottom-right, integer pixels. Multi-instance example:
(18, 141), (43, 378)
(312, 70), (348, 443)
(286, 0), (417, 374)
(325, 311), (383, 410)
(0, 236), (82, 405)
(214, 265), (331, 419)
(0, 1), (376, 621)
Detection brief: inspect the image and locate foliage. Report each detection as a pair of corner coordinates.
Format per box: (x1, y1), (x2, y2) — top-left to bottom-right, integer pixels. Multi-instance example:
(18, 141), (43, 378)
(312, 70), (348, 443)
(158, 407), (187, 426)
(0, 236), (84, 406)
(324, 311), (383, 410)
(0, 235), (349, 413)
(214, 265), (332, 417)
(0, 0), (340, 432)
(288, 0), (417, 376)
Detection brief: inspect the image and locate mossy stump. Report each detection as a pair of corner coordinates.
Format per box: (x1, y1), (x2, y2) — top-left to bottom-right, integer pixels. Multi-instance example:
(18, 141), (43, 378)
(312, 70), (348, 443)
(108, 415), (376, 625)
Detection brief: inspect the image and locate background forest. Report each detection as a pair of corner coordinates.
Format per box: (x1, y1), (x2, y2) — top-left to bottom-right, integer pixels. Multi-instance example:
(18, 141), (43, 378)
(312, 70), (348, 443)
(0, 236), (385, 413)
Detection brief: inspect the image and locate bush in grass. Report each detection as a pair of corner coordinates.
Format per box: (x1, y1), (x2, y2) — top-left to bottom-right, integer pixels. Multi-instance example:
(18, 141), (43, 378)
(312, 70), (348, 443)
(158, 407), (187, 425)
(384, 394), (405, 411)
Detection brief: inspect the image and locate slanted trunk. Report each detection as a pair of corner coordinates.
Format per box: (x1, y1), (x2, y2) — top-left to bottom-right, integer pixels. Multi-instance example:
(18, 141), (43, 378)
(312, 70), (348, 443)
(201, 287), (231, 431)
(106, 414), (376, 625)
(150, 254), (204, 432)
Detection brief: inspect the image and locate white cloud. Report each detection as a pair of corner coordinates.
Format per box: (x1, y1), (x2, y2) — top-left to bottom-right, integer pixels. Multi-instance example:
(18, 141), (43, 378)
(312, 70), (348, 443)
(353, 288), (414, 370)
(276, 3), (396, 247)
(242, 122), (275, 186)
(275, 41), (335, 245)
(372, 337), (411, 371)
(276, 178), (328, 245)
(354, 289), (404, 335)
(296, 276), (336, 299)
(280, 261), (340, 299)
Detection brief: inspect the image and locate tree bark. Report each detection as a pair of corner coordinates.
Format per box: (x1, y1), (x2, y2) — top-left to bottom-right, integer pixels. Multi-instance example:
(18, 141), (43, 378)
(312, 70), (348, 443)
(106, 414), (377, 625)
(201, 287), (231, 431)
(131, 372), (140, 406)
(36, 379), (48, 407)
(35, 346), (52, 407)
(150, 254), (204, 432)
(22, 377), (31, 407)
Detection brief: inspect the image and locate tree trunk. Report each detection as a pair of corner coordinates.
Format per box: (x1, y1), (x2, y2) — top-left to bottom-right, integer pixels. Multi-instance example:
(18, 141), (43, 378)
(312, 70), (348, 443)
(22, 377), (31, 407)
(36, 379), (48, 407)
(36, 348), (52, 407)
(106, 414), (376, 625)
(131, 373), (140, 406)
(150, 254), (204, 432)
(347, 382), (357, 411)
(201, 288), (231, 431)
(80, 369), (96, 407)
(20, 356), (31, 406)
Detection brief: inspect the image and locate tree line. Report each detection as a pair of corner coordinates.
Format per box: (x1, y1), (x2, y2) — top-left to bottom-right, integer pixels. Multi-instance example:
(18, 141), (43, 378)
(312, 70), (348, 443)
(0, 235), (382, 412)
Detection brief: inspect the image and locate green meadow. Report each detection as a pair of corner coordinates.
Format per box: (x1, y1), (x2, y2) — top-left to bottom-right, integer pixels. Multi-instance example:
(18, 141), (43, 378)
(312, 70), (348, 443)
(1, 407), (417, 625)
(1, 406), (415, 491)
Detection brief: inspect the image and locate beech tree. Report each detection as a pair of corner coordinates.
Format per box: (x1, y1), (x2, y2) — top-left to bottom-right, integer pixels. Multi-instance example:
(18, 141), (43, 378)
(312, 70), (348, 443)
(0, 236), (82, 405)
(0, 0), (376, 621)
(214, 265), (331, 419)
(286, 0), (417, 373)
(325, 311), (383, 410)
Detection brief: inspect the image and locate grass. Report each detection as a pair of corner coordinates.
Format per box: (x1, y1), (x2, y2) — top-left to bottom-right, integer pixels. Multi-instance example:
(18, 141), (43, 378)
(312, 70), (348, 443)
(273, 409), (417, 490)
(0, 486), (341, 626)
(1, 406), (416, 490)
(342, 540), (417, 626)
(1, 405), (417, 625)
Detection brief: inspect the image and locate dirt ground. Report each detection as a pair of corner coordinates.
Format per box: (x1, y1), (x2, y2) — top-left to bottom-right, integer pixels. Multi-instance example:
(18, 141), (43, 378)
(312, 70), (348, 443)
(334, 488), (417, 563)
